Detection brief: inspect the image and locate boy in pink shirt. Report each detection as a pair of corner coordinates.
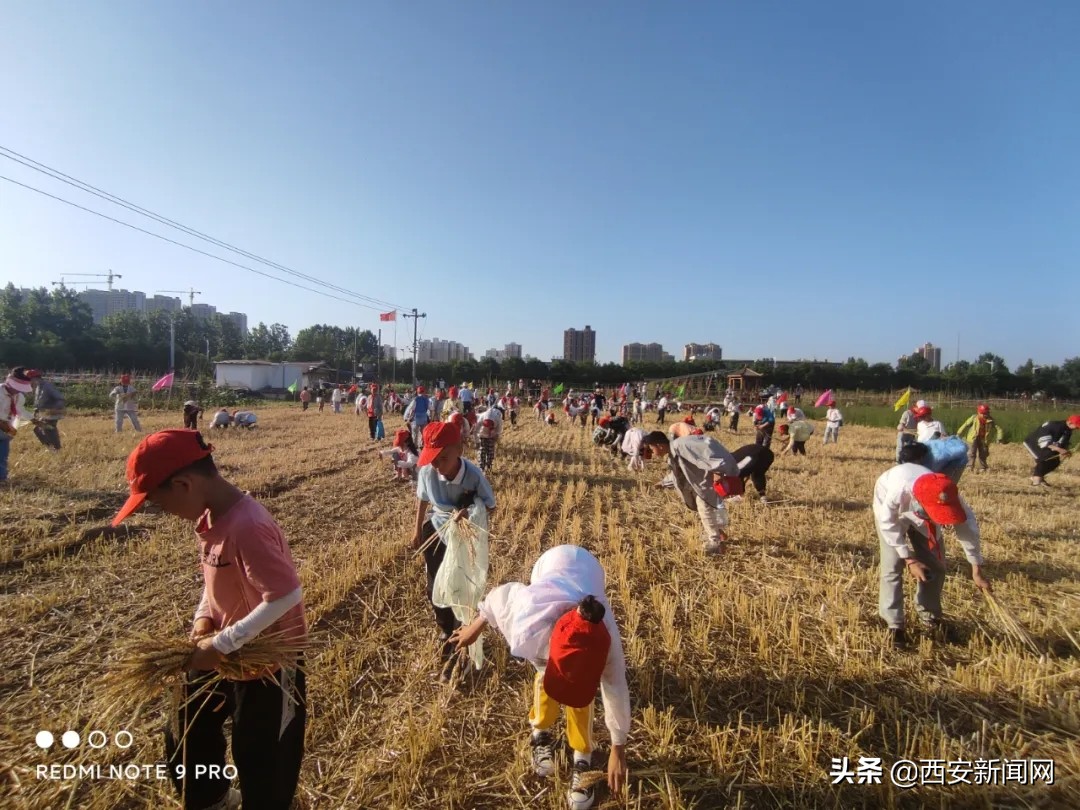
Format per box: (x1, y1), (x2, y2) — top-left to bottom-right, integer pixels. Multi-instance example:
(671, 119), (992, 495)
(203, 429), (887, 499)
(113, 430), (307, 810)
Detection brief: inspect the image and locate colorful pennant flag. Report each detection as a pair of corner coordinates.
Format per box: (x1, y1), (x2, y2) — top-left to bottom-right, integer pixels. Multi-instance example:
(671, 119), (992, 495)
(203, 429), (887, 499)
(893, 387), (911, 412)
(814, 389), (833, 408)
(553, 383), (565, 395)
(676, 384), (686, 398)
(287, 380), (298, 394)
(380, 310), (396, 322)
(151, 372), (174, 391)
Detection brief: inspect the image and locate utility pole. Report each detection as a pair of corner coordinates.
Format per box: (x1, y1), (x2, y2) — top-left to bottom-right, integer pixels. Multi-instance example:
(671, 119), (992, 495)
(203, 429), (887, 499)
(402, 308), (427, 385)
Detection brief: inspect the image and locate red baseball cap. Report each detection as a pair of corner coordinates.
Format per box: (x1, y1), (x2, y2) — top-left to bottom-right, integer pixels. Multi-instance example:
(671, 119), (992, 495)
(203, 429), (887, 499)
(416, 385), (426, 394)
(912, 473), (967, 525)
(1067, 414), (1080, 429)
(393, 428), (411, 448)
(418, 421), (461, 466)
(683, 414), (696, 425)
(112, 430), (214, 526)
(543, 607), (611, 708)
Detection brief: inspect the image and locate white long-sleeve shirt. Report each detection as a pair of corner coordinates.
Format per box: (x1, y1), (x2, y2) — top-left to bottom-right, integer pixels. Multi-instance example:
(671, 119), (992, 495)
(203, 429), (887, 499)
(825, 407), (843, 425)
(916, 420), (947, 442)
(478, 545), (630, 746)
(872, 463), (983, 564)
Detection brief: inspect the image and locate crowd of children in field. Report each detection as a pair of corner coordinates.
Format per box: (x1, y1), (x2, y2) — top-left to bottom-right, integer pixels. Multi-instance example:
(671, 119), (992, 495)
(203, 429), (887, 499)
(3, 365), (1079, 809)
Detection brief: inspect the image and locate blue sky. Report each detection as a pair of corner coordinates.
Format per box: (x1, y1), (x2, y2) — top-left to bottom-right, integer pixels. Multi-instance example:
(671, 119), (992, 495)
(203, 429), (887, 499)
(1, 2), (1078, 367)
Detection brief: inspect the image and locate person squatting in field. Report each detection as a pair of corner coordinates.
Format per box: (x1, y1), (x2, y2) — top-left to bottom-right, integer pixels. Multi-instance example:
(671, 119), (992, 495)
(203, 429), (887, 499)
(112, 430), (308, 810)
(409, 420), (497, 681)
(1023, 415), (1078, 487)
(640, 431), (739, 555)
(451, 544), (629, 810)
(873, 442), (991, 649)
(956, 404), (1003, 472)
(378, 428), (419, 481)
(183, 400), (204, 430)
(730, 444), (775, 500)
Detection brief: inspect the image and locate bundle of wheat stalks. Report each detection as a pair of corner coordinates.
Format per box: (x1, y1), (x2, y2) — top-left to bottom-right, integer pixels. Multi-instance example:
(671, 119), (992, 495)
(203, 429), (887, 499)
(982, 590), (1041, 656)
(106, 630), (308, 702)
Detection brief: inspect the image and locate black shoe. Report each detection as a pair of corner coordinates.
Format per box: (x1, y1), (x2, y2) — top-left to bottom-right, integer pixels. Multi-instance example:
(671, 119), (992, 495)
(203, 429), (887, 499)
(889, 628), (908, 649)
(530, 731), (556, 777)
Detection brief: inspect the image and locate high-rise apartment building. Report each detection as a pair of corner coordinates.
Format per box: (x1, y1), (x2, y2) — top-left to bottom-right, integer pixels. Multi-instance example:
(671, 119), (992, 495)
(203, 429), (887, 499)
(225, 311), (248, 335)
(622, 342), (673, 364)
(915, 342), (942, 372)
(683, 342), (722, 361)
(483, 342), (524, 362)
(562, 325), (596, 363)
(77, 288), (147, 324)
(145, 294), (183, 315)
(416, 337), (472, 363)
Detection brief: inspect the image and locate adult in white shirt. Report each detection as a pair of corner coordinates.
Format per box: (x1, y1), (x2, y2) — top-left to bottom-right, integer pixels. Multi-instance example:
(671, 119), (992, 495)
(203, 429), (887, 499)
(620, 427), (649, 470)
(823, 400), (843, 444)
(656, 396), (669, 425)
(110, 374), (142, 433)
(873, 449), (990, 647)
(355, 393), (369, 416)
(451, 545), (629, 806)
(330, 385), (343, 413)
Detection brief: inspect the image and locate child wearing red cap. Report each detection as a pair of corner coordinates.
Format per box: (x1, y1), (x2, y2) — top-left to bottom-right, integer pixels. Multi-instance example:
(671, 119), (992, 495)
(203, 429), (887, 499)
(873, 446), (990, 648)
(1023, 416), (1077, 487)
(475, 405), (504, 472)
(112, 430), (307, 810)
(914, 406), (947, 442)
(452, 545), (629, 809)
(378, 429), (419, 481)
(410, 420), (496, 679)
(956, 404), (1003, 472)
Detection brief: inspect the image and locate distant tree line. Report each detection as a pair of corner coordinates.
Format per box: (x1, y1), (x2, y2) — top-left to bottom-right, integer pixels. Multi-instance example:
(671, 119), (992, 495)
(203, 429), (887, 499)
(0, 285), (378, 375)
(2, 285), (1078, 398)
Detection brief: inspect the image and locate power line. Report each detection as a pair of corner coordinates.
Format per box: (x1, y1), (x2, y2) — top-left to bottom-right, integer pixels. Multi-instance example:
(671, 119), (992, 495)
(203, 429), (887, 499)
(0, 145), (409, 312)
(0, 173), (397, 313)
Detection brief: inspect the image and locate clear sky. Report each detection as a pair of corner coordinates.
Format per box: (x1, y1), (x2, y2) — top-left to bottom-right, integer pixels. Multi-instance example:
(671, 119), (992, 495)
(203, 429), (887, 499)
(2, 2), (1078, 368)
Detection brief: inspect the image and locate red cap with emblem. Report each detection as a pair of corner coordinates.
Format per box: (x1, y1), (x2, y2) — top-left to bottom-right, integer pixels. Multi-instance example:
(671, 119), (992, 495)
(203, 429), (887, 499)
(543, 602), (611, 708)
(112, 430), (214, 526)
(912, 473), (967, 525)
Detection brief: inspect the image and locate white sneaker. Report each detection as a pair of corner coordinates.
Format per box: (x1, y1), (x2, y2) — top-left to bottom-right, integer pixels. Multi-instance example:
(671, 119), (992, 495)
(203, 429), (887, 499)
(568, 758), (596, 810)
(530, 731), (556, 778)
(702, 539), (725, 555)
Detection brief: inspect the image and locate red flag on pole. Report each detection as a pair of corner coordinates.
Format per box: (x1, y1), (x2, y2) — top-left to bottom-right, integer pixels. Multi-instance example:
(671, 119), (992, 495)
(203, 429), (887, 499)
(380, 310), (396, 322)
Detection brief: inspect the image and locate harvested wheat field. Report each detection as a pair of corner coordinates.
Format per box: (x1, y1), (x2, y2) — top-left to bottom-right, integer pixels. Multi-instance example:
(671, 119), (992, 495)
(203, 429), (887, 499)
(1, 407), (1078, 809)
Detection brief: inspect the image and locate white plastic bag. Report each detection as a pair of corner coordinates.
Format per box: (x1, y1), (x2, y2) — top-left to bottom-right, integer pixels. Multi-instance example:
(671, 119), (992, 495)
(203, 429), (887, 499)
(432, 503), (489, 669)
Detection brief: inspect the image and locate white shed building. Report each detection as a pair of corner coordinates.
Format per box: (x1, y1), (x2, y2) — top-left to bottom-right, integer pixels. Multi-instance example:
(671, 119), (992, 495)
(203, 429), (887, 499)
(214, 360), (326, 391)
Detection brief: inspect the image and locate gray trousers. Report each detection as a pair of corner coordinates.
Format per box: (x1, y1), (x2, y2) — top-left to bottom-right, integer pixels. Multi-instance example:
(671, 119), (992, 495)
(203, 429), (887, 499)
(895, 431), (915, 462)
(114, 410), (142, 432)
(879, 527), (946, 630)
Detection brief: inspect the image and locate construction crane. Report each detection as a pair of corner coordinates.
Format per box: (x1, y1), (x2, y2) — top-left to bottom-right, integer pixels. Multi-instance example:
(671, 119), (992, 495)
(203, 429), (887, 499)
(157, 288), (203, 308)
(55, 270), (123, 290)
